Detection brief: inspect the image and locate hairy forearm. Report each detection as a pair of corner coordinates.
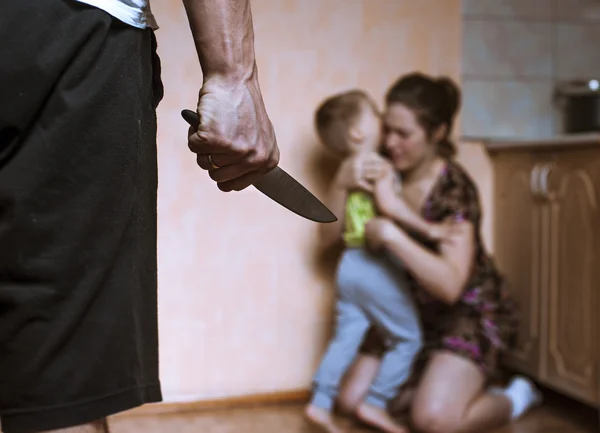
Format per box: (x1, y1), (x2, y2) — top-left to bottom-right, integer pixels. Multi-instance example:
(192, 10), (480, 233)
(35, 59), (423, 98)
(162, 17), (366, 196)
(383, 229), (464, 304)
(320, 186), (347, 248)
(182, 0), (256, 82)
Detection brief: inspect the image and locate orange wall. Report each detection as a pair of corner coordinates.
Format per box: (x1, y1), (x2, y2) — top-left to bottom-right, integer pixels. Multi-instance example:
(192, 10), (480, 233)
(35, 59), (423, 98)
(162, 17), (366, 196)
(152, 0), (462, 402)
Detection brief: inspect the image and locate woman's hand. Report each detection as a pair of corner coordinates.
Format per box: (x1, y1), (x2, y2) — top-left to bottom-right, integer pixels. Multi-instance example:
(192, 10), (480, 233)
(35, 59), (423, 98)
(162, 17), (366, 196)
(428, 218), (460, 243)
(373, 167), (405, 216)
(365, 217), (399, 251)
(334, 152), (389, 192)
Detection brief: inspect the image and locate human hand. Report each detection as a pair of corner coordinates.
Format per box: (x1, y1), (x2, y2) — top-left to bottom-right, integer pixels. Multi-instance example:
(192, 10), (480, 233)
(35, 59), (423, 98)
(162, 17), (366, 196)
(334, 152), (389, 192)
(429, 215), (465, 243)
(372, 166), (401, 216)
(365, 217), (398, 251)
(427, 220), (454, 242)
(187, 75), (280, 192)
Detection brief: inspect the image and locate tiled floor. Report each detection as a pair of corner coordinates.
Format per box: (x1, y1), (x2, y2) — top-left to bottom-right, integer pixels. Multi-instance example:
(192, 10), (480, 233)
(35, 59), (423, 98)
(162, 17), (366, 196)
(110, 391), (598, 433)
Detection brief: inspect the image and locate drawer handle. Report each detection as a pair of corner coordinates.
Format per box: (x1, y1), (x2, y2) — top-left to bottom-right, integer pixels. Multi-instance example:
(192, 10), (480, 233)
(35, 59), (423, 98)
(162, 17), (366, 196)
(530, 164), (542, 197)
(539, 163), (556, 200)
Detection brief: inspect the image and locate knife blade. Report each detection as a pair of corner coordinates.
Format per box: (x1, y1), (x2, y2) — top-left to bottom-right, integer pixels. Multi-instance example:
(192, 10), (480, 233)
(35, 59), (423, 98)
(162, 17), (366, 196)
(181, 109), (337, 223)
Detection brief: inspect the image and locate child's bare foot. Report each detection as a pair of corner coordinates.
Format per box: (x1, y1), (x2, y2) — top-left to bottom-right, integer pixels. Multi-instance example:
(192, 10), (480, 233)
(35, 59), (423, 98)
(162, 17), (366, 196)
(304, 404), (346, 433)
(356, 402), (408, 433)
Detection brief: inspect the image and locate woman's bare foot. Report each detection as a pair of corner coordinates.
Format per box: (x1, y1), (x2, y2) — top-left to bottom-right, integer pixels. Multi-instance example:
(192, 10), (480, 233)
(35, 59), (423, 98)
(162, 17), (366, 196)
(356, 402), (408, 433)
(304, 404), (346, 433)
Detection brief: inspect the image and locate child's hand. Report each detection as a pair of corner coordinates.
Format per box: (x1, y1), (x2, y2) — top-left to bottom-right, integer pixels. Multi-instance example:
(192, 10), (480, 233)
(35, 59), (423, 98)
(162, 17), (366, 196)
(334, 152), (388, 192)
(375, 158), (396, 181)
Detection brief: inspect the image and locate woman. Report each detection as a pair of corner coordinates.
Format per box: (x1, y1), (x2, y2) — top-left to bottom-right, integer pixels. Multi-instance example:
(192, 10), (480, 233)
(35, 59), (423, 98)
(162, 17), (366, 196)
(332, 73), (542, 433)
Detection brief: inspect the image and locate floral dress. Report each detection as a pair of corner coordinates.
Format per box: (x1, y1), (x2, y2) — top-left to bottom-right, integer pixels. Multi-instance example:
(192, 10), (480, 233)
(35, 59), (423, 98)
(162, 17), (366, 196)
(359, 159), (518, 388)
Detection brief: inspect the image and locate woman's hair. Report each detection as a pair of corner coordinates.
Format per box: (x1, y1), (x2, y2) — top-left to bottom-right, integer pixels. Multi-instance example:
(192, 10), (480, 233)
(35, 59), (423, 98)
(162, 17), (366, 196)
(385, 73), (461, 158)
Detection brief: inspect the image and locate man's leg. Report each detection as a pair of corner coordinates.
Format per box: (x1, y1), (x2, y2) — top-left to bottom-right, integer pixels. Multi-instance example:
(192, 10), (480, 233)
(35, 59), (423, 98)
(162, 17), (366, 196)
(40, 419), (109, 433)
(0, 1), (163, 432)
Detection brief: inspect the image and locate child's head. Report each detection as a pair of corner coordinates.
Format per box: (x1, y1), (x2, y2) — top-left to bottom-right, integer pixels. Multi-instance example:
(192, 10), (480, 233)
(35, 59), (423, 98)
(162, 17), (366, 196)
(315, 90), (381, 158)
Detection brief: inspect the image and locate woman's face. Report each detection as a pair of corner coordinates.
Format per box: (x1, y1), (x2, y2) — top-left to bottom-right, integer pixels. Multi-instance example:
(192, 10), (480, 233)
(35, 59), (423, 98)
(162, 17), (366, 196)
(382, 103), (435, 172)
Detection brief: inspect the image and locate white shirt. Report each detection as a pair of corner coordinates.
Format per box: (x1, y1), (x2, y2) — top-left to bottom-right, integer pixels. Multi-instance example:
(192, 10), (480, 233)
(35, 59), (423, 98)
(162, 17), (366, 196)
(75, 0), (158, 30)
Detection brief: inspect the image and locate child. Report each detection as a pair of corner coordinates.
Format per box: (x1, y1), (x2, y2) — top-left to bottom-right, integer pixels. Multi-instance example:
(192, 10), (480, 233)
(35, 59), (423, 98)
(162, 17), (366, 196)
(305, 90), (450, 433)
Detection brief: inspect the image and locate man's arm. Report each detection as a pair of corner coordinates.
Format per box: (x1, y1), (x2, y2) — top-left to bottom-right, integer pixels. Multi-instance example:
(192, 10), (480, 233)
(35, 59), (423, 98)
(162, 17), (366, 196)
(182, 0), (280, 192)
(182, 0), (255, 82)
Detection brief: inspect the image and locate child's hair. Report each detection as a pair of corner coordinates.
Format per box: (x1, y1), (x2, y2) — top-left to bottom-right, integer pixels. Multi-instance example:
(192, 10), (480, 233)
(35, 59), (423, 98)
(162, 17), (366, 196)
(314, 89), (378, 157)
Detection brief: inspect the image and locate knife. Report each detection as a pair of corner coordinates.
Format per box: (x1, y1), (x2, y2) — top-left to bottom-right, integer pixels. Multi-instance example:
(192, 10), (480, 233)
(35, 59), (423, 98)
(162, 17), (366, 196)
(181, 109), (337, 223)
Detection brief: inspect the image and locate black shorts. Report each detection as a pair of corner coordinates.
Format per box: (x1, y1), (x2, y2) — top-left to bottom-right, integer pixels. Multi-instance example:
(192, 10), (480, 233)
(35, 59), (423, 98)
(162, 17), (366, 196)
(0, 1), (164, 432)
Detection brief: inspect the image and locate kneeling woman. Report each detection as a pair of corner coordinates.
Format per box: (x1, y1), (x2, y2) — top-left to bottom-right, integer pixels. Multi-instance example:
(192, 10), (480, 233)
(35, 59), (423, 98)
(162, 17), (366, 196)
(339, 73), (541, 433)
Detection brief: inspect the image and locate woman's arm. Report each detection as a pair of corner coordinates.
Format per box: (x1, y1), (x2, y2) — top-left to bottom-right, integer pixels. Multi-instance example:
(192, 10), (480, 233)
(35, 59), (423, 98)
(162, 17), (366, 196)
(366, 218), (475, 304)
(386, 199), (444, 240)
(374, 173), (448, 242)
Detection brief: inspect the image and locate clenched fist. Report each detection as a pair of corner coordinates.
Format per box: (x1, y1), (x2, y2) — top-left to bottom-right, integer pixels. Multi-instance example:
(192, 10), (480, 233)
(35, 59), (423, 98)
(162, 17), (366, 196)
(187, 75), (280, 192)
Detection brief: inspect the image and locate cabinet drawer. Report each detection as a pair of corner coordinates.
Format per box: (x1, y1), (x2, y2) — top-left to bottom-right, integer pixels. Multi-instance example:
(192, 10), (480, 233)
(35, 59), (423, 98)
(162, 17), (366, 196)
(536, 149), (600, 406)
(492, 148), (600, 406)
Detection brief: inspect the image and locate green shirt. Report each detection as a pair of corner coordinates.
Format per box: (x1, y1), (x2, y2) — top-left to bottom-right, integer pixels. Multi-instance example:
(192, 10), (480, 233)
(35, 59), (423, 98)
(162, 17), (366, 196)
(343, 190), (377, 248)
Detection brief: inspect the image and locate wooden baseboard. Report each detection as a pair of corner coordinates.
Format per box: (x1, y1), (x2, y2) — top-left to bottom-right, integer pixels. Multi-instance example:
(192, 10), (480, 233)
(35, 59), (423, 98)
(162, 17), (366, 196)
(113, 389), (311, 417)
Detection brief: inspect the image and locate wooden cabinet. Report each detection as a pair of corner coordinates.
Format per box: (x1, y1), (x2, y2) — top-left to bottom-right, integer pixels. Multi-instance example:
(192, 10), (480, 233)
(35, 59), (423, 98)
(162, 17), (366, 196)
(492, 146), (600, 407)
(494, 152), (542, 378)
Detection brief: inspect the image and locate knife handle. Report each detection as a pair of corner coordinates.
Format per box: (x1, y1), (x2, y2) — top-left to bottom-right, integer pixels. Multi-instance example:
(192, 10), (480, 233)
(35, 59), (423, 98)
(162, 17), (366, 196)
(181, 109), (200, 129)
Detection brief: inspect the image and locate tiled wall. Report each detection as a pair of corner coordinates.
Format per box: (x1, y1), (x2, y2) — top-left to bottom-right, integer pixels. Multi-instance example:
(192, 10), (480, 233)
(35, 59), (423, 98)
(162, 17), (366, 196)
(152, 0), (462, 402)
(461, 0), (600, 139)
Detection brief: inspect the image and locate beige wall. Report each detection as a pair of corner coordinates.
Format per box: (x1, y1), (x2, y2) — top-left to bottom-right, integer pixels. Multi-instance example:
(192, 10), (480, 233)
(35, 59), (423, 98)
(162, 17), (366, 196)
(152, 0), (464, 402)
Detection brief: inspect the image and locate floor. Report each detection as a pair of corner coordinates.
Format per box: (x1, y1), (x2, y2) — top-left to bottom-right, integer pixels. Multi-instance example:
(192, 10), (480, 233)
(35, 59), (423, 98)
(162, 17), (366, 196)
(110, 390), (598, 433)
